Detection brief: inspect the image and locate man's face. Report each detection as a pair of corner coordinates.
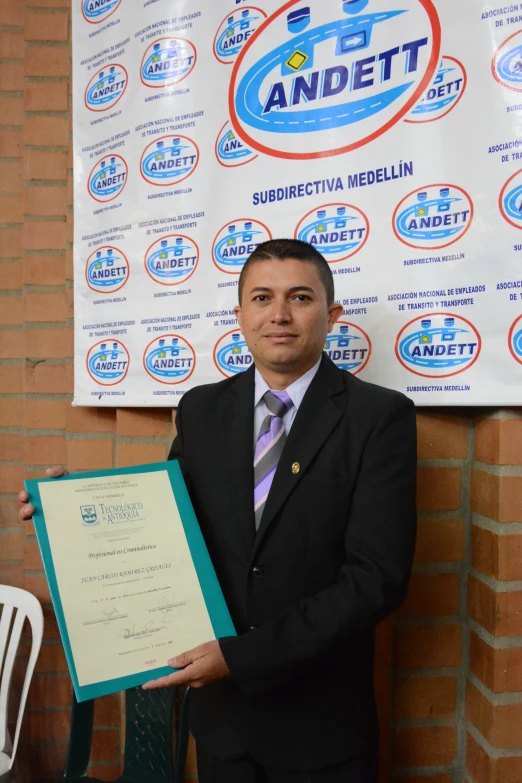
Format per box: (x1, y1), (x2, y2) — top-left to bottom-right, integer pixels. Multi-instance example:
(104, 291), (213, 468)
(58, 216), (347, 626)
(234, 258), (343, 376)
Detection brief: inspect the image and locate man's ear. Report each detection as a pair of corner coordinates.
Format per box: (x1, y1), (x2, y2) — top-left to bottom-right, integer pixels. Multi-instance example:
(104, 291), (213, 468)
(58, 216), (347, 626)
(327, 303), (344, 331)
(234, 305), (243, 331)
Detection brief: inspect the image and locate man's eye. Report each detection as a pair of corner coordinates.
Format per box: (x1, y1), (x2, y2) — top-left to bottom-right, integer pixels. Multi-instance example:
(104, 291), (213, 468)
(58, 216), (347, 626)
(255, 295), (267, 302)
(295, 294), (310, 302)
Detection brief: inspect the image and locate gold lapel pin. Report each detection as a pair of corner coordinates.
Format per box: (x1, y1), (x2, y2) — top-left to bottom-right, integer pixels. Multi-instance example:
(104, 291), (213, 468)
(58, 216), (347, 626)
(291, 462), (300, 475)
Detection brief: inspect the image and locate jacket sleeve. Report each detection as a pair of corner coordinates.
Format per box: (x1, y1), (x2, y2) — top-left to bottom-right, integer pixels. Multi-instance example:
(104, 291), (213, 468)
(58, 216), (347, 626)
(167, 394), (194, 494)
(219, 396), (417, 696)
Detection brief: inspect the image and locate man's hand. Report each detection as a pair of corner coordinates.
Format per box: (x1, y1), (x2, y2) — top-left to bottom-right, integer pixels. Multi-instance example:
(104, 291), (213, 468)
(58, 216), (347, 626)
(18, 466), (69, 521)
(142, 640), (230, 690)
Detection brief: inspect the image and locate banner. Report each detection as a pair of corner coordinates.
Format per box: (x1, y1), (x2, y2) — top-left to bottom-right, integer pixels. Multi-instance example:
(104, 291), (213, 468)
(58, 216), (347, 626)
(73, 0), (522, 406)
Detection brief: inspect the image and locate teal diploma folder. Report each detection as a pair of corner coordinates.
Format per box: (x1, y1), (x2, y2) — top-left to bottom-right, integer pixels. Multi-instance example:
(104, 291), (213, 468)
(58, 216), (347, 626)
(25, 460), (236, 702)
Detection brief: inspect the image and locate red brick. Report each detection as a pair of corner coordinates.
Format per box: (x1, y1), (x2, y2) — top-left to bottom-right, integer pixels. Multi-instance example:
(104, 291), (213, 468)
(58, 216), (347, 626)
(90, 728), (119, 761)
(394, 726), (457, 767)
(0, 330), (23, 358)
(0, 529), (24, 560)
(0, 365), (23, 393)
(399, 573), (459, 618)
(24, 363), (71, 394)
(394, 675), (456, 720)
(0, 161), (22, 193)
(24, 327), (73, 359)
(0, 296), (22, 325)
(116, 442), (167, 467)
(475, 417), (522, 465)
(66, 439), (113, 471)
(417, 467), (461, 511)
(25, 572), (51, 604)
(25, 11), (69, 41)
(66, 406), (116, 433)
(471, 470), (522, 523)
(25, 47), (71, 78)
(466, 681), (522, 748)
(116, 407), (171, 437)
(24, 115), (69, 147)
(0, 30), (23, 60)
(23, 399), (67, 430)
(395, 624), (462, 670)
(472, 525), (522, 581)
(0, 228), (22, 258)
(0, 397), (22, 427)
(94, 693), (122, 727)
(0, 433), (22, 461)
(0, 465), (23, 493)
(24, 291), (71, 322)
(469, 631), (522, 693)
(416, 413), (469, 459)
(25, 743), (68, 776)
(24, 538), (43, 570)
(34, 642), (68, 673)
(25, 80), (69, 112)
(0, 261), (22, 290)
(26, 0), (71, 6)
(23, 220), (68, 252)
(28, 709), (70, 741)
(0, 129), (21, 157)
(87, 764), (122, 782)
(28, 674), (71, 709)
(23, 254), (65, 285)
(394, 777), (452, 783)
(24, 185), (68, 216)
(466, 731), (522, 783)
(23, 434), (65, 465)
(0, 562), (23, 588)
(0, 96), (23, 126)
(0, 499), (19, 528)
(468, 575), (522, 637)
(24, 149), (68, 180)
(0, 63), (23, 91)
(0, 194), (22, 223)
(0, 1), (24, 25)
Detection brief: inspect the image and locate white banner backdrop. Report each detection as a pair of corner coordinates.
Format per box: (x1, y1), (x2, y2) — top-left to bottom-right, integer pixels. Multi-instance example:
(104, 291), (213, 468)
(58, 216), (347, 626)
(72, 0), (522, 407)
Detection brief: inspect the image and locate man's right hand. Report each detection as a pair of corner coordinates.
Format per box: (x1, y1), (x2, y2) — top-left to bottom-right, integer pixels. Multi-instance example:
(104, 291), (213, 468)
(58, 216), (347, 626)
(18, 466), (69, 521)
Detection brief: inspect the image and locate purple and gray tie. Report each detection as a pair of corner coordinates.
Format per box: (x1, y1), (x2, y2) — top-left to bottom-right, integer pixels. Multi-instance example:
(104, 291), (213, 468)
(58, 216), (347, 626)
(254, 390), (293, 530)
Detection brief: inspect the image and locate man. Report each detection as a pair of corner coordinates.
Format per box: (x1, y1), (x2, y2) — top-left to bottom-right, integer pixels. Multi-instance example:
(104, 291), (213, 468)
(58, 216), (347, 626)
(19, 239), (417, 782)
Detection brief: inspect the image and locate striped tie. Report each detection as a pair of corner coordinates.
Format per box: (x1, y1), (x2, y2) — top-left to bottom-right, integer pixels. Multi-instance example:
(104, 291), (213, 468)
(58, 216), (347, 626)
(253, 390), (293, 530)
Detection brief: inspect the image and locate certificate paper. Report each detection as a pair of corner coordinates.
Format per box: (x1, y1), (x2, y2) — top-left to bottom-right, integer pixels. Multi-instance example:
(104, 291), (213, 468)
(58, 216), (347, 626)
(26, 461), (235, 701)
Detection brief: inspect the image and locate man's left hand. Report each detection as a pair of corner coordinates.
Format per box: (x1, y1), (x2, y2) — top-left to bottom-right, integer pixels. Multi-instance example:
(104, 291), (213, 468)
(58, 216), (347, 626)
(142, 640), (230, 690)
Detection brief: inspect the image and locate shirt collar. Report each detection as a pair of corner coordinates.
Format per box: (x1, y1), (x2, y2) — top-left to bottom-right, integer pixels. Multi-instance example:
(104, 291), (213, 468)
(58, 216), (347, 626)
(254, 357), (322, 412)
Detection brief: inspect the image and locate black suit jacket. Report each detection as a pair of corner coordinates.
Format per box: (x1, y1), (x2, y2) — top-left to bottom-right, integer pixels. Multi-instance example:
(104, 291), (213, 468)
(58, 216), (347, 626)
(168, 355), (417, 771)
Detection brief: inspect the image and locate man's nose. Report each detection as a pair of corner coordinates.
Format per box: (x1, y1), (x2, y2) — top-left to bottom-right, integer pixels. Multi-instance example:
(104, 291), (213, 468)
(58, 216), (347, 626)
(271, 299), (291, 322)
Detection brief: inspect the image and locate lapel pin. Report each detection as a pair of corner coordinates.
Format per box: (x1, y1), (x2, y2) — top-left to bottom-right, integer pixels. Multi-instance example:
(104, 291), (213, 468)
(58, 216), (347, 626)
(291, 462), (300, 475)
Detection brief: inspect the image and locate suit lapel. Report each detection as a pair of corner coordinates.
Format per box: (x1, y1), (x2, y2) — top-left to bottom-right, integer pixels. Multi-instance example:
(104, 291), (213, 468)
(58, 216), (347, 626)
(217, 365), (256, 556)
(252, 356), (347, 559)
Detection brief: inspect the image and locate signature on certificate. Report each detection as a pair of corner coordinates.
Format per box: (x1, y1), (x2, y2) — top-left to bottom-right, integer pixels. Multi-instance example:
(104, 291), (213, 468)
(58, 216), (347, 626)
(157, 592), (185, 623)
(121, 621), (164, 640)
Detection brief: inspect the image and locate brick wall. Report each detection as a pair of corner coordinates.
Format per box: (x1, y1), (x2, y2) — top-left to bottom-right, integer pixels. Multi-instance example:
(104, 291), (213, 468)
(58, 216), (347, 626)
(0, 2), (521, 781)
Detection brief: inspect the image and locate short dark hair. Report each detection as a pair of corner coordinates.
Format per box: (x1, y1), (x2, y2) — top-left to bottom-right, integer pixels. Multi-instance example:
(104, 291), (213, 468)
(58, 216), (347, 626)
(238, 239), (335, 305)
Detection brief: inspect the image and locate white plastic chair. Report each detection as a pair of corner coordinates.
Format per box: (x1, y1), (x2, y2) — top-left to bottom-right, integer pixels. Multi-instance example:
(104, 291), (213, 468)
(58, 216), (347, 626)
(0, 586), (44, 777)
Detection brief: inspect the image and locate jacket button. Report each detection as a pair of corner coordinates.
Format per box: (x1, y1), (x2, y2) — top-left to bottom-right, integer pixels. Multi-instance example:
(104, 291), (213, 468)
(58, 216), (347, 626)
(252, 566), (263, 577)
(249, 625), (258, 631)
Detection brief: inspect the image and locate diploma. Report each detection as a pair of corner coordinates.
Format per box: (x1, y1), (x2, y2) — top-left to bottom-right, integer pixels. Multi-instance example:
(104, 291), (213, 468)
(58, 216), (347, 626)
(25, 461), (235, 701)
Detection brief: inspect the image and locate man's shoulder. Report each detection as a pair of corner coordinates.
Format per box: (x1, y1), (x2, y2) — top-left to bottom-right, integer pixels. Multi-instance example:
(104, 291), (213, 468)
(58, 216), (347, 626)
(340, 366), (414, 415)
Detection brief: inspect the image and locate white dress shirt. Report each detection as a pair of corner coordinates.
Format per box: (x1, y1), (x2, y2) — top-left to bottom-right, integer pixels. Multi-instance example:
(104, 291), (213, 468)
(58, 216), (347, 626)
(253, 358), (322, 444)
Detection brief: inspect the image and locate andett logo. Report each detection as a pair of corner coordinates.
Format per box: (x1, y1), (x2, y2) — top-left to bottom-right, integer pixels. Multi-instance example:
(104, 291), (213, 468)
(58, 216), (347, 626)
(295, 203), (369, 262)
(143, 334), (196, 384)
(213, 7), (267, 64)
(406, 55), (466, 123)
(396, 313), (481, 378)
(140, 37), (196, 88)
(144, 234), (199, 286)
(393, 184), (473, 250)
(85, 246), (129, 294)
(87, 155), (127, 203)
(509, 314), (522, 365)
(86, 340), (130, 385)
(499, 169), (522, 230)
(212, 219), (272, 273)
(84, 64), (128, 112)
(324, 322), (371, 374)
(213, 330), (254, 377)
(140, 135), (199, 187)
(82, 0), (121, 24)
(493, 30), (522, 92)
(215, 120), (257, 167)
(230, 0), (441, 159)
